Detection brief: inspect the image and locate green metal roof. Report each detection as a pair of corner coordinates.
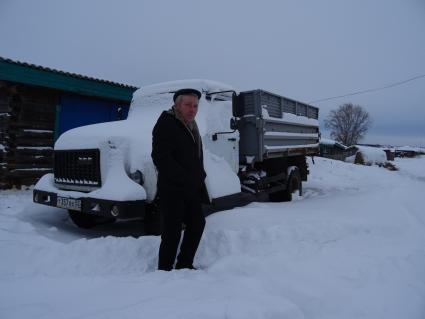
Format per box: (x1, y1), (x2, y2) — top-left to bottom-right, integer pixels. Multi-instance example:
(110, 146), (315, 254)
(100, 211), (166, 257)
(0, 57), (138, 102)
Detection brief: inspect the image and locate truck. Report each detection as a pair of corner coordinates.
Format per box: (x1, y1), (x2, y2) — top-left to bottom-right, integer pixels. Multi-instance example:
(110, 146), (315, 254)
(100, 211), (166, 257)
(33, 79), (319, 232)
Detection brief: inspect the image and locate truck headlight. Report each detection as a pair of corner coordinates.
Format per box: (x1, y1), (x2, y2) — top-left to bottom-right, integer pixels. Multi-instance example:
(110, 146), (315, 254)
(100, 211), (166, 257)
(129, 170), (144, 185)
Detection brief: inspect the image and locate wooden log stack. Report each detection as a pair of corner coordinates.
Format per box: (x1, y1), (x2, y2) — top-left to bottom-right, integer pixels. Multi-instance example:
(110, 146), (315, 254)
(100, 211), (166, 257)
(0, 83), (57, 189)
(0, 85), (10, 189)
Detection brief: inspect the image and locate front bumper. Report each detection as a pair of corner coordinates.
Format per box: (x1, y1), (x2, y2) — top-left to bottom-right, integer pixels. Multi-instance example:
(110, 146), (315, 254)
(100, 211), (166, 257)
(33, 189), (146, 219)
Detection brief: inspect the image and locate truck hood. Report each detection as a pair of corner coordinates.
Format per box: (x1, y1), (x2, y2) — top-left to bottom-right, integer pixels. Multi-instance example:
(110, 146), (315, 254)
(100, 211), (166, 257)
(55, 119), (144, 151)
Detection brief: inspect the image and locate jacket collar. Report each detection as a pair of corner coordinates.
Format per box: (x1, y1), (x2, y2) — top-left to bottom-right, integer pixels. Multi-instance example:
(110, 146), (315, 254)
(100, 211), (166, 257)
(167, 107), (202, 157)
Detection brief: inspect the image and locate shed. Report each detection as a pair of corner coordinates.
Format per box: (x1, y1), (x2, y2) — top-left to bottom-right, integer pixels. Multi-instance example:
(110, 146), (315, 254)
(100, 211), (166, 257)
(319, 138), (357, 161)
(0, 57), (138, 189)
(395, 146), (423, 158)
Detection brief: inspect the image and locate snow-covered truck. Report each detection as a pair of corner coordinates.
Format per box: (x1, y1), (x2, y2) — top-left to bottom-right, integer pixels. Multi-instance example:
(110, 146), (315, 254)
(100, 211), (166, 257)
(33, 80), (319, 230)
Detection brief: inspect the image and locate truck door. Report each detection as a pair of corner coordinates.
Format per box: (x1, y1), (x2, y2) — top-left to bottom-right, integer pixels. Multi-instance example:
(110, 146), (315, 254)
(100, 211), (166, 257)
(203, 133), (239, 174)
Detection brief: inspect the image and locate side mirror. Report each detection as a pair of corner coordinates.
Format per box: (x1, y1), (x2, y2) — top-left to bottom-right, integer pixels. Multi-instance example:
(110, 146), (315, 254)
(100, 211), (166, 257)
(232, 93), (244, 117)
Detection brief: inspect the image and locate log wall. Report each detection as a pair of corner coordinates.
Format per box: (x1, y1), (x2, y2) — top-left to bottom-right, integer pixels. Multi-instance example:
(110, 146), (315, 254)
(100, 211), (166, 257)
(0, 85), (10, 189)
(0, 82), (57, 189)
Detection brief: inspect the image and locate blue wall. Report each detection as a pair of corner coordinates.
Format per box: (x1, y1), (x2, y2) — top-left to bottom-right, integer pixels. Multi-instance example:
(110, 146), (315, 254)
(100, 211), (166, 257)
(57, 95), (129, 138)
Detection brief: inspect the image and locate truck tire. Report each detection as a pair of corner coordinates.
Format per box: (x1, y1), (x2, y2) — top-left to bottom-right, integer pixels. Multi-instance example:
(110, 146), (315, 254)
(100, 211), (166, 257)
(68, 210), (116, 229)
(269, 168), (302, 202)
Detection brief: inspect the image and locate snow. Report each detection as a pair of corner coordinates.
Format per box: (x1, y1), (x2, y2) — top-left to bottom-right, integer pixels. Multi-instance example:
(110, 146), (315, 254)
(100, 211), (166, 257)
(319, 137), (347, 147)
(397, 145), (424, 152)
(203, 150), (241, 199)
(36, 138), (147, 202)
(265, 132), (318, 138)
(2, 156), (425, 318)
(356, 145), (387, 165)
(260, 102), (319, 125)
(283, 112), (319, 125)
(16, 146), (53, 150)
(23, 129), (53, 133)
(264, 143), (319, 151)
(345, 153), (357, 163)
(0, 143), (5, 151)
(132, 79), (237, 99)
(319, 138), (336, 145)
(263, 112), (319, 127)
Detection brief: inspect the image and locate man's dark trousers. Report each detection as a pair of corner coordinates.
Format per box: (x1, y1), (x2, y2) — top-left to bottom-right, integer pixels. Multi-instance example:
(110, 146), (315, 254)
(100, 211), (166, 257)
(158, 187), (206, 271)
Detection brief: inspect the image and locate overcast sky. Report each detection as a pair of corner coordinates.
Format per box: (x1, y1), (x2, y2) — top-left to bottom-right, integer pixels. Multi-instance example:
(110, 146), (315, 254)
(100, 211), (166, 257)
(1, 0), (424, 146)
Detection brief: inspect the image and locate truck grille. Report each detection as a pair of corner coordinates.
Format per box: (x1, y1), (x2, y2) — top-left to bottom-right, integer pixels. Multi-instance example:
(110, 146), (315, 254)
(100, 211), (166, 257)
(54, 149), (101, 190)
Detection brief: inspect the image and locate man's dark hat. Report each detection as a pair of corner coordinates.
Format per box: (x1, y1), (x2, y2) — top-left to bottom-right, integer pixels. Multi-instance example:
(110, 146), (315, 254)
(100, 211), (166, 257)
(173, 88), (202, 102)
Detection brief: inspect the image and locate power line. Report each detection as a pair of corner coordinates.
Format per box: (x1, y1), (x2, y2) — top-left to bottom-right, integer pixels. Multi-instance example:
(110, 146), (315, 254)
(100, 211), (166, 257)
(309, 73), (425, 104)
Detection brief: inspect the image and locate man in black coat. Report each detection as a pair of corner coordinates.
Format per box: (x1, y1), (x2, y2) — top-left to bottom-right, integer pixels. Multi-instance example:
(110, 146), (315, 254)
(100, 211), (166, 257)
(151, 88), (209, 271)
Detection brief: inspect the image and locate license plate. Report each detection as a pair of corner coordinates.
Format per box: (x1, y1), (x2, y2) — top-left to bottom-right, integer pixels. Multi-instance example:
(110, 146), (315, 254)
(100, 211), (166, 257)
(57, 196), (82, 211)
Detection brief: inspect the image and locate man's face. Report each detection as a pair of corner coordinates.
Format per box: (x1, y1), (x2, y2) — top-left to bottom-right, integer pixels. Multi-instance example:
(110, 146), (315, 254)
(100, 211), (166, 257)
(175, 94), (199, 123)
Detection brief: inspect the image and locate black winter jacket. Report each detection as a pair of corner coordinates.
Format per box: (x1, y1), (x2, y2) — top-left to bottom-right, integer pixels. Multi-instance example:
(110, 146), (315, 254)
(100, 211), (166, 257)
(151, 111), (208, 201)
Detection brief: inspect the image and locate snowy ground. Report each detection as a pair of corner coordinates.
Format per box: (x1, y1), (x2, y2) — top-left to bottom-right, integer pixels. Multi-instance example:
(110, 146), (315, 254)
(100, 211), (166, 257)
(1, 156), (425, 319)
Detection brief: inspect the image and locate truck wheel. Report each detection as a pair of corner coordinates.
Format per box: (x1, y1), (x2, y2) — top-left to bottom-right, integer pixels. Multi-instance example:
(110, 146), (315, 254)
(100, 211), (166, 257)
(68, 210), (116, 229)
(269, 169), (302, 202)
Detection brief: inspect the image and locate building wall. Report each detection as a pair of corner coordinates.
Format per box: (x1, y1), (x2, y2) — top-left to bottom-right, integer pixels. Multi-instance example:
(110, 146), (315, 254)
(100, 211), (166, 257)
(0, 83), (57, 188)
(0, 81), (130, 189)
(0, 85), (10, 188)
(57, 95), (129, 137)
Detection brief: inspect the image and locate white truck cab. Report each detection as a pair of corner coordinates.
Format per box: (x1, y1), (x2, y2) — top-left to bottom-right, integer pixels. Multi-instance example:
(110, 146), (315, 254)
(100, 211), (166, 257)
(33, 79), (319, 230)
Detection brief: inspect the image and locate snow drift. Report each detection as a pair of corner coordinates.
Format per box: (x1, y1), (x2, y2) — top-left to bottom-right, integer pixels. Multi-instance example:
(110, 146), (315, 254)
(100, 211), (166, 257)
(1, 156), (425, 318)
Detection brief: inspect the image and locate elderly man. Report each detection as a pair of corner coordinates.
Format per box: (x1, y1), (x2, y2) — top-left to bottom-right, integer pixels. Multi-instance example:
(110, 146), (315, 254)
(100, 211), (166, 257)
(151, 88), (209, 271)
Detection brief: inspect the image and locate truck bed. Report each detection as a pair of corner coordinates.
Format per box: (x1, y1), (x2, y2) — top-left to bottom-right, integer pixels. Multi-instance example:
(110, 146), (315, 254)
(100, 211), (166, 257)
(234, 89), (319, 163)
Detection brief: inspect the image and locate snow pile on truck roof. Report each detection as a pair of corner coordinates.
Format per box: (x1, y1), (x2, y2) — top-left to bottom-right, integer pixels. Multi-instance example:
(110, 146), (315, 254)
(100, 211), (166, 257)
(133, 79), (236, 99)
